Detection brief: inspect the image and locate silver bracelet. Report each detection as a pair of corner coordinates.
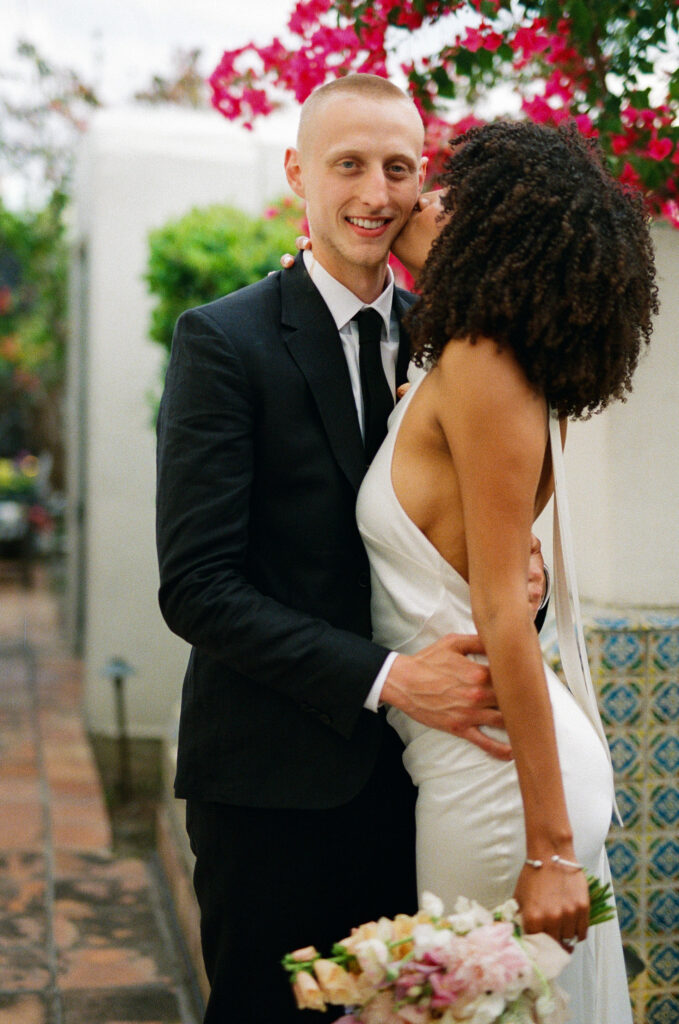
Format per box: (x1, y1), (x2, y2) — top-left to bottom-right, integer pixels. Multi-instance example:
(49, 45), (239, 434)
(525, 854), (584, 871)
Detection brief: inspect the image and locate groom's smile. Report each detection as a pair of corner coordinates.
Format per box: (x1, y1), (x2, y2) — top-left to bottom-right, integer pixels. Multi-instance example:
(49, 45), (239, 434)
(284, 91), (426, 303)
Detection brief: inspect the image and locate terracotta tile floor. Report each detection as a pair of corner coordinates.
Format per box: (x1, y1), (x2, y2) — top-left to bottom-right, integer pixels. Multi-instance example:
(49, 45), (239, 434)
(0, 567), (201, 1024)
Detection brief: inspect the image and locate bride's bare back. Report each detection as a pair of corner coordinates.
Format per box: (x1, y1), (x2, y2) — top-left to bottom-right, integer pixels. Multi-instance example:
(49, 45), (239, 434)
(391, 337), (562, 585)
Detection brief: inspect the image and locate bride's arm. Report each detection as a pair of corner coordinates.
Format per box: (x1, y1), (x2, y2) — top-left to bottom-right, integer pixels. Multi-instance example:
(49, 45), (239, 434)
(435, 336), (589, 946)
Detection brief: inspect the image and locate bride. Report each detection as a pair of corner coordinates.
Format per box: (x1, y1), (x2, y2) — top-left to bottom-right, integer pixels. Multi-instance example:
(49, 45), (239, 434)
(356, 121), (656, 1023)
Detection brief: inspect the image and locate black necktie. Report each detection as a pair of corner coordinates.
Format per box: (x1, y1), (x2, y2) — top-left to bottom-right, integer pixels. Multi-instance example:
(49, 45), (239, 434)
(356, 308), (393, 463)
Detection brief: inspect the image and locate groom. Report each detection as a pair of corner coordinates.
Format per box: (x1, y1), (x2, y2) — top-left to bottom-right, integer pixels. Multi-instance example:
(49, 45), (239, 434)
(156, 74), (545, 1023)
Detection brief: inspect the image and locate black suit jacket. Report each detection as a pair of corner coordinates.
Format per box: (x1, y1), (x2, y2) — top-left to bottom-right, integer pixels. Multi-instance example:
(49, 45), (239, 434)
(156, 255), (416, 809)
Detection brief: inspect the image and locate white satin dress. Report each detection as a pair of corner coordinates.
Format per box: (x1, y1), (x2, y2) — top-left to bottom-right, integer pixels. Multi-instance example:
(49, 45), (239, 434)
(356, 374), (632, 1024)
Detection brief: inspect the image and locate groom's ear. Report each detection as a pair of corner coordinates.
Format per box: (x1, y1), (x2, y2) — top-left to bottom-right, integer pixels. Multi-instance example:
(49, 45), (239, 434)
(418, 156), (428, 193)
(285, 148), (306, 200)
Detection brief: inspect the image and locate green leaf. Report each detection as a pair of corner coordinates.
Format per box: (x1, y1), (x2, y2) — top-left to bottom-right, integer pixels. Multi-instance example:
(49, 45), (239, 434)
(629, 89), (651, 109)
(568, 0), (595, 40)
(432, 65), (456, 99)
(454, 49), (475, 77)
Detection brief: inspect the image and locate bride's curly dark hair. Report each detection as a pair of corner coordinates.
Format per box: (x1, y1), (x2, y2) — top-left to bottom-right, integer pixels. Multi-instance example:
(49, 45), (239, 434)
(407, 121), (658, 418)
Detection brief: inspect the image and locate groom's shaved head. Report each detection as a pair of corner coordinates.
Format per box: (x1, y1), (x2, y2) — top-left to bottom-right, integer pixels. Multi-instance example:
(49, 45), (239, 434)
(297, 74), (424, 156)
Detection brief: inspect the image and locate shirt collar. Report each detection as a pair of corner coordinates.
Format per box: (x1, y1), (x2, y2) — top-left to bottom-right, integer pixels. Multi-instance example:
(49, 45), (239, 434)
(303, 250), (394, 335)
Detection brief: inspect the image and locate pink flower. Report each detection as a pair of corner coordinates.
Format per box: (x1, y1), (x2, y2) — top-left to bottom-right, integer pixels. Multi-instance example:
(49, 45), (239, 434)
(242, 87), (274, 117)
(647, 136), (673, 161)
(288, 0), (333, 36)
(544, 70), (574, 103)
(451, 113), (486, 135)
(257, 39), (288, 73)
(611, 133), (632, 155)
(211, 47), (246, 80)
(619, 161), (643, 191)
(511, 20), (551, 60)
(661, 199), (679, 227)
(465, 922), (531, 991)
(429, 966), (468, 1007)
(521, 95), (557, 124)
(461, 25), (503, 52)
(573, 113), (597, 137)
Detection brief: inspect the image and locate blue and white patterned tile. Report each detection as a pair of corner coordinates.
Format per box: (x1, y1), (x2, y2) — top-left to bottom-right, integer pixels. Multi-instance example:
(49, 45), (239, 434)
(613, 782), (642, 829)
(648, 942), (679, 986)
(648, 888), (679, 934)
(650, 679), (679, 724)
(650, 631), (679, 671)
(646, 993), (679, 1024)
(601, 631), (646, 673)
(589, 613), (634, 630)
(609, 732), (643, 779)
(600, 679), (643, 726)
(615, 889), (640, 934)
(644, 612), (679, 630)
(649, 732), (679, 776)
(649, 837), (679, 883)
(649, 782), (679, 829)
(607, 837), (640, 884)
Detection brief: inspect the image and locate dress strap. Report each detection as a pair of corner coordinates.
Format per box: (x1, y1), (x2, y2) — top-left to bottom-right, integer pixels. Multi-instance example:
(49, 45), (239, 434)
(548, 411), (621, 823)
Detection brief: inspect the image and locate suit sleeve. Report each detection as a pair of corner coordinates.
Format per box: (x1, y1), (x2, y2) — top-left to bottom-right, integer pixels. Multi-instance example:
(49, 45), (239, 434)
(156, 307), (388, 740)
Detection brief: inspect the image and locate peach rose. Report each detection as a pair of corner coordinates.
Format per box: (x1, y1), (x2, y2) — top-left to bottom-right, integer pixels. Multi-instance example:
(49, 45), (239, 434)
(292, 970), (327, 1011)
(313, 959), (361, 1004)
(341, 920), (380, 947)
(289, 945), (320, 962)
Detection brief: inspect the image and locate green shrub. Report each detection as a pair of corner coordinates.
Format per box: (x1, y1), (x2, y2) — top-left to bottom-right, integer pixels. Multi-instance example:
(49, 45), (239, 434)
(146, 198), (304, 355)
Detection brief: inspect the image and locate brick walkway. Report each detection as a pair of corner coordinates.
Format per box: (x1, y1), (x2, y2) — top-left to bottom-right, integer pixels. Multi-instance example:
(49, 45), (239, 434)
(0, 568), (202, 1024)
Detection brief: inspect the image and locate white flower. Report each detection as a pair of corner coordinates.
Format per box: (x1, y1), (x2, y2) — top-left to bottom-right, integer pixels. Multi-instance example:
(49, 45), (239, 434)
(535, 991), (556, 1020)
(376, 916), (395, 942)
(467, 992), (507, 1023)
(421, 891), (444, 918)
(354, 937), (389, 982)
(447, 896), (493, 934)
(412, 922), (455, 958)
(494, 898), (520, 922)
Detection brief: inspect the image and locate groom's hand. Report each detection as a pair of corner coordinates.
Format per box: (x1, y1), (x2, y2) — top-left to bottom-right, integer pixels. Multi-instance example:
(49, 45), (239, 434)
(381, 635), (512, 760)
(528, 534), (547, 620)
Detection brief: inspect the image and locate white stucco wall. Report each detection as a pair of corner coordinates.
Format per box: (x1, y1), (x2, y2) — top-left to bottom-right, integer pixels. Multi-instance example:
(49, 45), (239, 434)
(68, 106), (293, 737)
(534, 222), (679, 608)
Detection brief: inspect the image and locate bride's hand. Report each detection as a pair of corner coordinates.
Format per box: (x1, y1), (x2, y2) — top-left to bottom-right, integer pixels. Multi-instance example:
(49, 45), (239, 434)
(279, 235), (311, 269)
(392, 189), (449, 279)
(514, 859), (590, 951)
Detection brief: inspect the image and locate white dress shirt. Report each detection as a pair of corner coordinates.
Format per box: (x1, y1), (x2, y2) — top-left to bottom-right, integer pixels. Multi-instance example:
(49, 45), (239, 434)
(303, 251), (398, 710)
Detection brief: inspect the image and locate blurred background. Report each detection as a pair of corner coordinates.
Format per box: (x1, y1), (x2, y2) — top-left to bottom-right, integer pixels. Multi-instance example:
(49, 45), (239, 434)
(0, 3), (677, 1022)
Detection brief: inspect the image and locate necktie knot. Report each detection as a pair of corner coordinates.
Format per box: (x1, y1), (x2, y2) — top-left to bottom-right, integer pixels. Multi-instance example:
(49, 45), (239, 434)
(356, 308), (384, 348)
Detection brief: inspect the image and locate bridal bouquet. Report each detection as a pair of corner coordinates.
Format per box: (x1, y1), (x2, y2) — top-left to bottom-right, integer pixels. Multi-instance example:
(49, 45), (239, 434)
(282, 879), (614, 1024)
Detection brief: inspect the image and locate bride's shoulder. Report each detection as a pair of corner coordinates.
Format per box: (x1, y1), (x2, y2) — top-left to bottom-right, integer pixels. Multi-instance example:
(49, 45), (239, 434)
(432, 338), (547, 443)
(438, 336), (533, 394)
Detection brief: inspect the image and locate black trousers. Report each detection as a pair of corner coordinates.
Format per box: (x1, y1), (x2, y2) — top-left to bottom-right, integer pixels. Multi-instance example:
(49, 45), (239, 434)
(186, 725), (417, 1024)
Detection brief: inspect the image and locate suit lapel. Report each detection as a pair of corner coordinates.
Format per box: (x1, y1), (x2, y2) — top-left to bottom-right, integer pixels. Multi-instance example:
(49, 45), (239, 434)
(393, 287), (416, 387)
(281, 256), (367, 493)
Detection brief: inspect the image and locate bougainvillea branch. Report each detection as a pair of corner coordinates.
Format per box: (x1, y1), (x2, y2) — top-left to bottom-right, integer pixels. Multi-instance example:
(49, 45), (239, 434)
(210, 0), (679, 225)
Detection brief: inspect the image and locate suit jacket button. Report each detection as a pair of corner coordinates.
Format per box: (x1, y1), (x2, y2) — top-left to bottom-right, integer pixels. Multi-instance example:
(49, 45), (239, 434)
(357, 571), (369, 588)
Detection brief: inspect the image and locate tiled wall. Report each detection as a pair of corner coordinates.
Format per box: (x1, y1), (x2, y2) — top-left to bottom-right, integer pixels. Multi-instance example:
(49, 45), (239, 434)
(548, 612), (679, 1024)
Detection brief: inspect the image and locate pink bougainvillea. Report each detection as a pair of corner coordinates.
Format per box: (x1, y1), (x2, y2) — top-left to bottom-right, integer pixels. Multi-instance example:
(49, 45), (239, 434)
(210, 0), (679, 225)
